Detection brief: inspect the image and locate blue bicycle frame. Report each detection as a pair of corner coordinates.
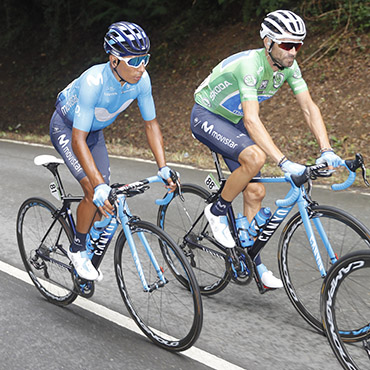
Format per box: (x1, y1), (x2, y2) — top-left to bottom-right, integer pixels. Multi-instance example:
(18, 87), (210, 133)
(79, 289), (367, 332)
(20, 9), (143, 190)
(89, 175), (172, 292)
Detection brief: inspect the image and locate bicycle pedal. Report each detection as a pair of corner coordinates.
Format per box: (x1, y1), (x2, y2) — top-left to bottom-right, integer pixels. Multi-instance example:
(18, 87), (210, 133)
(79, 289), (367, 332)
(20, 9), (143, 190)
(255, 278), (277, 294)
(30, 256), (46, 270)
(96, 268), (104, 282)
(72, 271), (95, 298)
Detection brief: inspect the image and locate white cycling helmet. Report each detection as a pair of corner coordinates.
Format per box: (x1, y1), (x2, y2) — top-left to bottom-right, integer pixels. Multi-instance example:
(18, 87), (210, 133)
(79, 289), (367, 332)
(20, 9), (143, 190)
(260, 10), (306, 42)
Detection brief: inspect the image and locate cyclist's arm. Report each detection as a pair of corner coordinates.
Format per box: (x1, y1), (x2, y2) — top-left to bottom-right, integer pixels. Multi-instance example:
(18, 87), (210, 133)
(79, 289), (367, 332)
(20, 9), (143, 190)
(295, 90), (331, 151)
(144, 118), (176, 191)
(241, 100), (284, 164)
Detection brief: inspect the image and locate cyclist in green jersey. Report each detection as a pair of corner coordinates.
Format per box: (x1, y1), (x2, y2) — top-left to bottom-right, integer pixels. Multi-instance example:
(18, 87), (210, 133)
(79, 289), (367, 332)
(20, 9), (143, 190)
(190, 10), (342, 288)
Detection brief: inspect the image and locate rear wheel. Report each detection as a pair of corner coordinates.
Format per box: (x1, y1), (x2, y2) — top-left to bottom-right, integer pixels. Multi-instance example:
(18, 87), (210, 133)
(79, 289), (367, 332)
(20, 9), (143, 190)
(157, 184), (231, 295)
(17, 197), (77, 305)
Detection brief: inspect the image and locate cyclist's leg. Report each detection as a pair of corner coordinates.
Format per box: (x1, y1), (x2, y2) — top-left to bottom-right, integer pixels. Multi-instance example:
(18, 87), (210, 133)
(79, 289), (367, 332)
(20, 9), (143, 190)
(191, 105), (281, 287)
(191, 104), (255, 247)
(191, 104), (264, 239)
(223, 155), (266, 221)
(191, 104), (265, 201)
(50, 114), (110, 233)
(50, 112), (96, 235)
(50, 112), (108, 279)
(225, 157), (280, 286)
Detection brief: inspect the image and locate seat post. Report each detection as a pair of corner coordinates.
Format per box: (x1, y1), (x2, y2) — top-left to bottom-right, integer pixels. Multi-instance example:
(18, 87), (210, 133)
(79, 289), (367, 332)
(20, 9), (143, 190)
(46, 163), (67, 198)
(211, 150), (225, 182)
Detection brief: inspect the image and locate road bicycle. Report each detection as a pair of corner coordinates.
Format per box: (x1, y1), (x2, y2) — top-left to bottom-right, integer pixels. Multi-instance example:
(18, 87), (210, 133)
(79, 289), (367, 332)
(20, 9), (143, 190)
(321, 249), (370, 369)
(16, 154), (202, 352)
(157, 150), (370, 335)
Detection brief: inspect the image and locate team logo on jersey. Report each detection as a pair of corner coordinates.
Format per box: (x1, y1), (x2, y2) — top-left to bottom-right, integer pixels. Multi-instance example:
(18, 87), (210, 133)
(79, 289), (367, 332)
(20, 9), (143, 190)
(258, 80), (269, 91)
(243, 75), (257, 87)
(202, 97), (211, 108)
(210, 80), (232, 101)
(193, 117), (201, 127)
(201, 121), (214, 134)
(273, 72), (284, 89)
(293, 67), (302, 79)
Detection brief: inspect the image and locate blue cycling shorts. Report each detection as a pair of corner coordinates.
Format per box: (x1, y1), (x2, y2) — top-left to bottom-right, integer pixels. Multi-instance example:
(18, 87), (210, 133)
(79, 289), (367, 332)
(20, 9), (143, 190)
(190, 103), (256, 172)
(49, 110), (110, 184)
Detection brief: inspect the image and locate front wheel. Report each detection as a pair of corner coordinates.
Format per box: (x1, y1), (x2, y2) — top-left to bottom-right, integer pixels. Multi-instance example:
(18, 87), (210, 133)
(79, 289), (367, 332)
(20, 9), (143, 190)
(114, 220), (203, 352)
(278, 205), (370, 334)
(17, 197), (77, 305)
(321, 250), (370, 370)
(157, 183), (231, 295)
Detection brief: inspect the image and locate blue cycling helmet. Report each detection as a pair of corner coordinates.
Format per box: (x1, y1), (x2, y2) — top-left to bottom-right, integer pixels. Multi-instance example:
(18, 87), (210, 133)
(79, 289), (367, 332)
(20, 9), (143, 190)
(104, 21), (150, 57)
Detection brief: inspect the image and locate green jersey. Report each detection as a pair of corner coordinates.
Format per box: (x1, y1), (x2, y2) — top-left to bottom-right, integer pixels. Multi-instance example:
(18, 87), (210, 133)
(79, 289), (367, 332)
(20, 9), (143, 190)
(194, 48), (308, 124)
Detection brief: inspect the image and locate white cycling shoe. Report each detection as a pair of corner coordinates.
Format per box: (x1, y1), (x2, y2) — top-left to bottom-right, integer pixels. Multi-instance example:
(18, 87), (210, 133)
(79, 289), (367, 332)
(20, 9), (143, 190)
(204, 204), (235, 249)
(68, 249), (99, 281)
(257, 264), (283, 289)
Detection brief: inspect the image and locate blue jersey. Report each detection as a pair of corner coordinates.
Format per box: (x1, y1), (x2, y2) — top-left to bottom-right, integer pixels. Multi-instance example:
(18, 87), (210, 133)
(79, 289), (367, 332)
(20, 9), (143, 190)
(56, 62), (156, 132)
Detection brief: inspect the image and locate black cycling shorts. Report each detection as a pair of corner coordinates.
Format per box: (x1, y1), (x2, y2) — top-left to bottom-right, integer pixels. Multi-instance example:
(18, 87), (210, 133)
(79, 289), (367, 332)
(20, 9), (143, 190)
(190, 103), (256, 172)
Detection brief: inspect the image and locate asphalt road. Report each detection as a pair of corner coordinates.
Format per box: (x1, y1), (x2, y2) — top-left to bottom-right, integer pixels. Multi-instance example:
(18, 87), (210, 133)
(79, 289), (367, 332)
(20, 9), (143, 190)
(1, 139), (369, 370)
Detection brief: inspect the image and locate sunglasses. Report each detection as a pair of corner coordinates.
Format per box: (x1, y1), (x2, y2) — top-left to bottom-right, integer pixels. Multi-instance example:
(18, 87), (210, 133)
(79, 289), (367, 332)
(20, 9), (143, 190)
(276, 41), (303, 52)
(119, 54), (150, 68)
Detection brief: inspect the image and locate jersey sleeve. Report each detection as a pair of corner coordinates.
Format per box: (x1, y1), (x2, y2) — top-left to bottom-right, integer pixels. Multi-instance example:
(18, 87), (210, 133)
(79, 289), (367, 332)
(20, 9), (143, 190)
(235, 54), (260, 102)
(73, 71), (103, 132)
(286, 61), (308, 95)
(137, 72), (156, 121)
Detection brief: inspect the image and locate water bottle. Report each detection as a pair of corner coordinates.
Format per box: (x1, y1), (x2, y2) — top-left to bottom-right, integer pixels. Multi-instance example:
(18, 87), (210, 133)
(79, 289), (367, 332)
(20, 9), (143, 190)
(89, 216), (112, 245)
(248, 207), (272, 237)
(235, 213), (253, 247)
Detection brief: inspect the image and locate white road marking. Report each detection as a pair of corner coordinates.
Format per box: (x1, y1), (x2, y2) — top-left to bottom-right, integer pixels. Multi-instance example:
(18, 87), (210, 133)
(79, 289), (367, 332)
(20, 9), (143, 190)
(0, 260), (247, 370)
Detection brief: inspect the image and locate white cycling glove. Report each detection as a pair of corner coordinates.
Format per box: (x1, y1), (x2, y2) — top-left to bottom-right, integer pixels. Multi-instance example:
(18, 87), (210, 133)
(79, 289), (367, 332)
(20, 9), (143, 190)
(316, 150), (342, 168)
(158, 166), (172, 182)
(93, 183), (111, 208)
(280, 160), (306, 175)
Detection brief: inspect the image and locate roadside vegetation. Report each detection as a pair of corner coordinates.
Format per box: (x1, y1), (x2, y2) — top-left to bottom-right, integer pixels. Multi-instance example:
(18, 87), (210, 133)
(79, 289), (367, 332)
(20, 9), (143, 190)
(1, 0), (369, 187)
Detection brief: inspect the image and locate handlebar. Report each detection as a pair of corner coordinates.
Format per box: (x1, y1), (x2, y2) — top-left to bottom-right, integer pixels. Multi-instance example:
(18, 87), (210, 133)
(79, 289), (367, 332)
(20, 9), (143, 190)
(276, 153), (368, 207)
(291, 153), (368, 190)
(108, 171), (182, 206)
(332, 154), (369, 190)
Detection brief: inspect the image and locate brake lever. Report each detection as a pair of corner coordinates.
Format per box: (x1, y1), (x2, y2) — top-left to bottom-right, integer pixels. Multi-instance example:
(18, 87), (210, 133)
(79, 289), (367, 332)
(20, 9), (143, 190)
(108, 188), (118, 207)
(170, 170), (184, 202)
(361, 163), (369, 187)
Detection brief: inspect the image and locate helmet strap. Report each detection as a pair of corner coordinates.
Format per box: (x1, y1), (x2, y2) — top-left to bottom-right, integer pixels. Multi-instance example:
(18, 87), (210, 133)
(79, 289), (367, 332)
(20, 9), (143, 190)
(267, 41), (284, 71)
(111, 59), (127, 84)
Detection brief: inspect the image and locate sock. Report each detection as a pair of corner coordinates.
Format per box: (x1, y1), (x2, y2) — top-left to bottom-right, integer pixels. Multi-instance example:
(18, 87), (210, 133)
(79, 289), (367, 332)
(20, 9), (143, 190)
(70, 230), (87, 253)
(255, 255), (262, 266)
(210, 195), (231, 216)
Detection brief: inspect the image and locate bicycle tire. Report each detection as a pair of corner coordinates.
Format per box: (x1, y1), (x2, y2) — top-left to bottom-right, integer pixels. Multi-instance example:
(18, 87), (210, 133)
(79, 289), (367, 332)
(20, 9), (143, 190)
(17, 197), (78, 305)
(157, 183), (232, 296)
(114, 220), (203, 352)
(321, 250), (370, 370)
(278, 205), (370, 334)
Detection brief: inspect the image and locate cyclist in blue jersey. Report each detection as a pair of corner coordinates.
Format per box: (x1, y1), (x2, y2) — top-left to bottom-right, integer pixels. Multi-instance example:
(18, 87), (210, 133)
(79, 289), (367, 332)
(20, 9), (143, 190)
(50, 21), (176, 281)
(191, 10), (342, 288)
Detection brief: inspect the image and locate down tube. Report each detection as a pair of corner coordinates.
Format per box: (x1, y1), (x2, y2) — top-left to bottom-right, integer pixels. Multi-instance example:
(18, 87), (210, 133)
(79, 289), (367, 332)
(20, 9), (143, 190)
(297, 200), (327, 277)
(248, 206), (293, 261)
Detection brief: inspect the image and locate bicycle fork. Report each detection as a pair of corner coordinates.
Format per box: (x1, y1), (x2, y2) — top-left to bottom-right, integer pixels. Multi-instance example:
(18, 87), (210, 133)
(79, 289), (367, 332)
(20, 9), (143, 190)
(297, 199), (337, 277)
(120, 210), (167, 293)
